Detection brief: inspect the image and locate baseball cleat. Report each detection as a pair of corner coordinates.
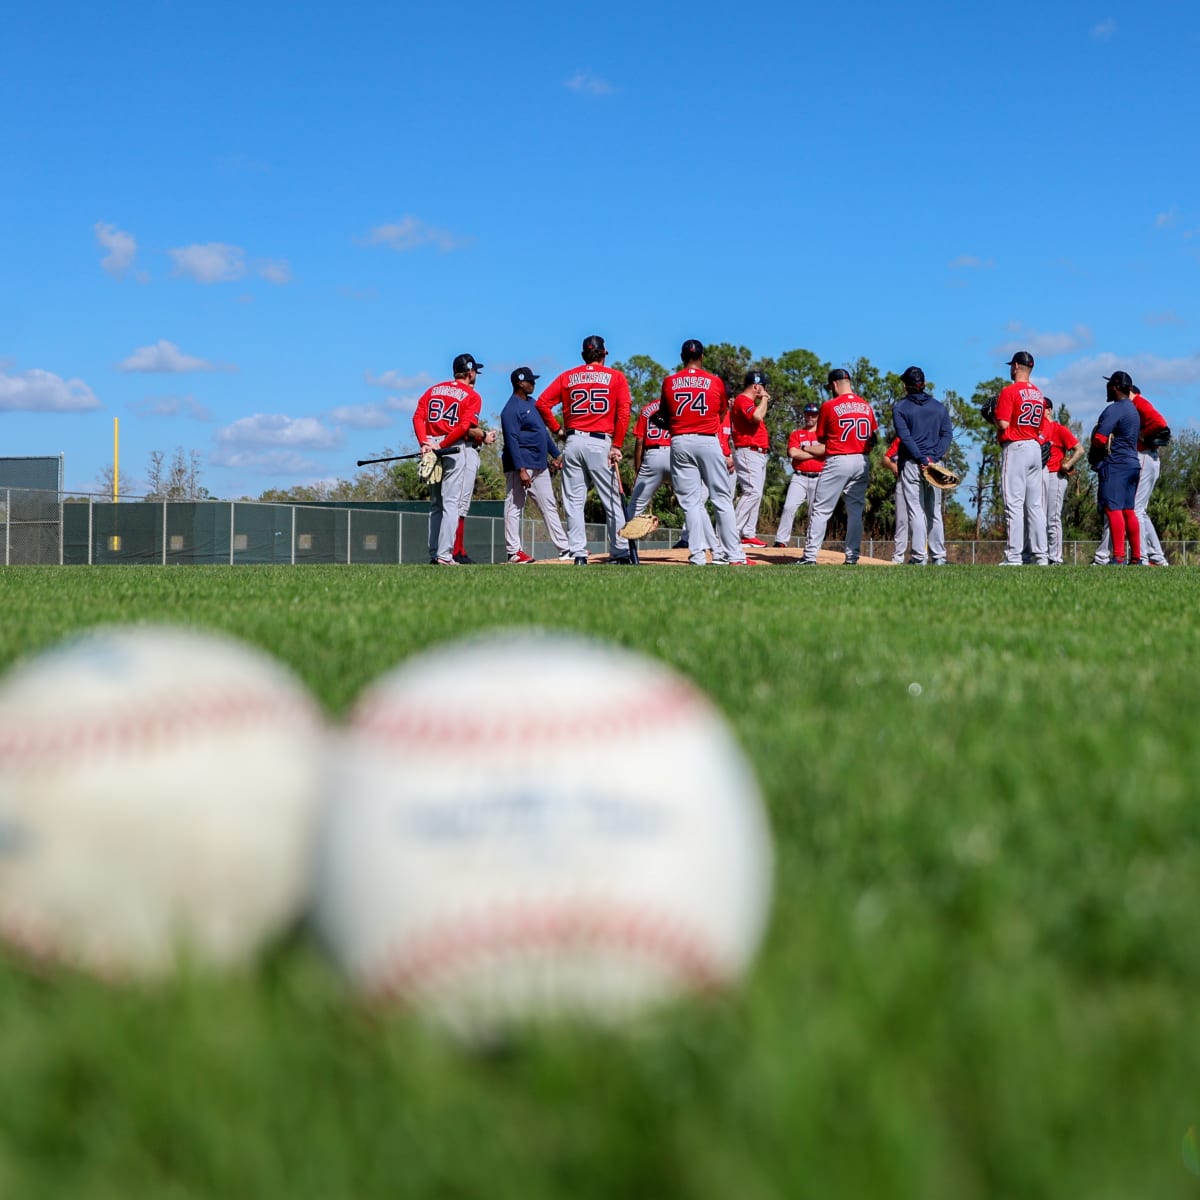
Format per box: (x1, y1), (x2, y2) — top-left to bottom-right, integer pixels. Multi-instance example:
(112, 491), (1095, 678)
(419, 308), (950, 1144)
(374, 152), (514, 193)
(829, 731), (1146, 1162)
(558, 550), (573, 561)
(574, 556), (588, 566)
(608, 555), (635, 565)
(741, 536), (767, 547)
(792, 557), (816, 566)
(507, 551), (535, 564)
(435, 557), (459, 566)
(773, 542), (786, 548)
(672, 538), (689, 550)
(452, 553), (474, 564)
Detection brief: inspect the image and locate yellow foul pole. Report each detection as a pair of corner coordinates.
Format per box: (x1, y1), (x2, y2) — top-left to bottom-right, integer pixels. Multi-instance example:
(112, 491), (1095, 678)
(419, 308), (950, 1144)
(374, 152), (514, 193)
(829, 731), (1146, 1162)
(112, 418), (119, 501)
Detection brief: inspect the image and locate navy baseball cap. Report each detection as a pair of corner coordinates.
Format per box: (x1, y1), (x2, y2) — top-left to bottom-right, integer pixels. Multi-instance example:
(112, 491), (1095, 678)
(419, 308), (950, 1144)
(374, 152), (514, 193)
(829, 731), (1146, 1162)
(681, 338), (705, 360)
(827, 368), (851, 385)
(900, 366), (925, 389)
(511, 366), (540, 385)
(581, 334), (606, 357)
(452, 353), (483, 374)
(1006, 350), (1034, 367)
(1104, 370), (1134, 390)
(744, 369), (768, 387)
(804, 403), (820, 415)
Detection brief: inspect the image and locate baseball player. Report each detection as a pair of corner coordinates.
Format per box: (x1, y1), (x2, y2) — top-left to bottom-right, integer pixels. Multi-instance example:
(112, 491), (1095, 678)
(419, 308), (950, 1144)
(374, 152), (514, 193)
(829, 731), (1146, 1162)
(893, 366), (952, 566)
(796, 368), (878, 566)
(730, 369), (772, 546)
(1091, 382), (1171, 566)
(1089, 371), (1143, 565)
(1040, 398), (1084, 565)
(657, 339), (744, 566)
(501, 366), (570, 564)
(773, 404), (823, 547)
(993, 350), (1048, 565)
(450, 423), (496, 563)
(536, 334), (633, 565)
(413, 352), (487, 566)
(881, 435), (910, 564)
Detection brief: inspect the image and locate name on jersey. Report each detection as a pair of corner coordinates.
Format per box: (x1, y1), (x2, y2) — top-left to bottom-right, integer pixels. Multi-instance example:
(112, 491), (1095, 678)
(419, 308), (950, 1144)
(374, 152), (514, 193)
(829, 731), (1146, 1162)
(674, 375), (713, 390)
(431, 384), (468, 401)
(832, 399), (868, 417)
(568, 371), (610, 386)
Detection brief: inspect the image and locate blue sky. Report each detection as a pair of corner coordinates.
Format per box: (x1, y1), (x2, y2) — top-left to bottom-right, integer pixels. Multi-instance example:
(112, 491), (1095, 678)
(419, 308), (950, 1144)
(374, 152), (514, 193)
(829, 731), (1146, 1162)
(2, 0), (1197, 496)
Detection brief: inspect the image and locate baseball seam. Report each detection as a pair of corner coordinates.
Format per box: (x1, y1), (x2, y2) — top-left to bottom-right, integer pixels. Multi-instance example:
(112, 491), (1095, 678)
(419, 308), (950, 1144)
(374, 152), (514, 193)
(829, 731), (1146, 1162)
(360, 901), (730, 1004)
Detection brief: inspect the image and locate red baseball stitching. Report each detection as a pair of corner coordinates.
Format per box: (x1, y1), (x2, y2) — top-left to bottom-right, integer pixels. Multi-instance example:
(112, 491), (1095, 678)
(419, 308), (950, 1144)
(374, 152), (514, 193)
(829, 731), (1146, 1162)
(0, 692), (319, 764)
(362, 901), (730, 1005)
(355, 680), (702, 747)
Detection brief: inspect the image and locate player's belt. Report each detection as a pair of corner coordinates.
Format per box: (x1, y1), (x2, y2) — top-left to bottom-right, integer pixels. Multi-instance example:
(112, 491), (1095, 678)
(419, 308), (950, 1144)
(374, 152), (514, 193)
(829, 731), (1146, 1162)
(568, 430), (608, 440)
(737, 445), (769, 454)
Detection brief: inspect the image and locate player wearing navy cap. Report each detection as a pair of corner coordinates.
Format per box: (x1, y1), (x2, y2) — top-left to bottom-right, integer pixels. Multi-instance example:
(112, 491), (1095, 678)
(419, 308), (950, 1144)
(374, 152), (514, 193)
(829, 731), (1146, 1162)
(730, 369), (772, 546)
(893, 366), (953, 565)
(1089, 371), (1143, 565)
(993, 350), (1048, 565)
(773, 403), (823, 547)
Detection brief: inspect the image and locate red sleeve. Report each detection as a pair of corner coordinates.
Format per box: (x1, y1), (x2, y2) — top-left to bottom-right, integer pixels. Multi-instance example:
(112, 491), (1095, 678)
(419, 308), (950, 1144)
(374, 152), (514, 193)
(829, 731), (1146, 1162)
(612, 371), (632, 446)
(412, 387), (433, 444)
(887, 436), (899, 458)
(633, 409), (647, 440)
(994, 384), (1014, 424)
(1133, 393), (1168, 438)
(536, 375), (564, 435)
(440, 388), (481, 449)
(1059, 423), (1078, 450)
(815, 403), (831, 442)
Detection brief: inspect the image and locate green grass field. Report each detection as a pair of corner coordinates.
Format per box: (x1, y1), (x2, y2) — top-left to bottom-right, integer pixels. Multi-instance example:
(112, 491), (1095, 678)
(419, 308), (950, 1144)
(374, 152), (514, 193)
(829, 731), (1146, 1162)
(2, 563), (1199, 1199)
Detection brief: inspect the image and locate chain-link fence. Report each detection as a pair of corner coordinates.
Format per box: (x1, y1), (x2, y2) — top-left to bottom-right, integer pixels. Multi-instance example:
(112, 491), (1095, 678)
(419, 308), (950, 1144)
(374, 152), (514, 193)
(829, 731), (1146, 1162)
(2, 489), (1198, 566)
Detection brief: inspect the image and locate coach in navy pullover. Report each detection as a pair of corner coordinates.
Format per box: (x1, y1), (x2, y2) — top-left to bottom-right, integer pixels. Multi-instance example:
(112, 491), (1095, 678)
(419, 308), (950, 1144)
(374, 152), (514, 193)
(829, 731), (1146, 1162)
(501, 373), (561, 473)
(893, 370), (953, 467)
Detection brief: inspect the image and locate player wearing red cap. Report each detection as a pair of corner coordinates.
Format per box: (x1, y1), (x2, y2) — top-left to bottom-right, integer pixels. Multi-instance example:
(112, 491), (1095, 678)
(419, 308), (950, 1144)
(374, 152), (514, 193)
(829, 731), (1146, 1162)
(537, 335), (633, 565)
(797, 368), (878, 565)
(413, 352), (488, 566)
(1091, 383), (1171, 566)
(773, 404), (823, 547)
(993, 350), (1048, 565)
(657, 339), (744, 565)
(730, 369), (772, 546)
(1040, 398), (1084, 565)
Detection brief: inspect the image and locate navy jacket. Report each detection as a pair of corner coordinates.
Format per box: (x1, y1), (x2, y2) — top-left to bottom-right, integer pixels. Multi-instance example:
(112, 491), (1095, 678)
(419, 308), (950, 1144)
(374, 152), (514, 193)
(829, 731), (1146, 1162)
(894, 391), (953, 465)
(501, 391), (558, 472)
(1093, 398), (1140, 469)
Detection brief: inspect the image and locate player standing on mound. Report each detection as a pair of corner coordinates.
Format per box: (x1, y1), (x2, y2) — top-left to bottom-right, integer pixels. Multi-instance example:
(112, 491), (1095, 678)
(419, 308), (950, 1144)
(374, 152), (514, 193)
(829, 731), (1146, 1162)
(730, 369), (772, 547)
(657, 340), (744, 566)
(1089, 371), (1143, 565)
(797, 368), (877, 566)
(993, 350), (1048, 566)
(537, 335), (633, 565)
(413, 353), (487, 567)
(1040, 398), (1084, 565)
(774, 404), (823, 548)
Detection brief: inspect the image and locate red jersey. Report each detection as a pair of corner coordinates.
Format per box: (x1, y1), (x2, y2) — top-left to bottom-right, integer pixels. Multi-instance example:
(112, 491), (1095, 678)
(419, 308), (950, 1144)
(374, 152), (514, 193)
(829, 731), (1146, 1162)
(995, 382), (1044, 442)
(1132, 392), (1169, 452)
(634, 399), (670, 448)
(815, 392), (877, 455)
(536, 363), (631, 443)
(1043, 420), (1079, 472)
(659, 366), (728, 443)
(413, 378), (482, 449)
(730, 391), (769, 449)
(788, 428), (824, 474)
(885, 436), (900, 460)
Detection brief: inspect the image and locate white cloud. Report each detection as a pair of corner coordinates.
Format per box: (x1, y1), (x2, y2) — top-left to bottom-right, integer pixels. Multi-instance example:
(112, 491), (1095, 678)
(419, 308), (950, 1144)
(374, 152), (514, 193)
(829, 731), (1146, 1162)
(128, 394), (213, 421)
(1143, 310), (1186, 327)
(209, 449), (322, 475)
(363, 217), (471, 253)
(215, 413), (340, 451)
(1155, 207), (1179, 229)
(169, 242), (247, 283)
(119, 340), (230, 373)
(0, 367), (101, 412)
(948, 254), (995, 269)
(1091, 17), (1117, 39)
(564, 71), (614, 96)
(94, 221), (139, 279)
(1040, 351), (1200, 425)
(993, 323), (1094, 360)
(329, 404), (394, 429)
(256, 258), (293, 284)
(364, 369), (434, 391)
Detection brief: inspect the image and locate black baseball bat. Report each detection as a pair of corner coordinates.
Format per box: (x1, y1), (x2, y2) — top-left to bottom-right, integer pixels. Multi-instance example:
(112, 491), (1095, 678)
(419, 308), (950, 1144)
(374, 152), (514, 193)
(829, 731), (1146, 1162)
(355, 449), (455, 467)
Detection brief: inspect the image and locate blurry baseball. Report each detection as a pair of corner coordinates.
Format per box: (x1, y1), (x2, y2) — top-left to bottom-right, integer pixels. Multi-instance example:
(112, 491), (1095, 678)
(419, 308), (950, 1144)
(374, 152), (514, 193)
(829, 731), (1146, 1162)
(315, 630), (773, 1037)
(0, 625), (327, 977)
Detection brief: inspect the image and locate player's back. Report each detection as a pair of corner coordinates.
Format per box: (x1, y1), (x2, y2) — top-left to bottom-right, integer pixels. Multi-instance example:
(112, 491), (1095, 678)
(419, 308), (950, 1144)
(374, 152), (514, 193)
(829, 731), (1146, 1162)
(661, 367), (726, 437)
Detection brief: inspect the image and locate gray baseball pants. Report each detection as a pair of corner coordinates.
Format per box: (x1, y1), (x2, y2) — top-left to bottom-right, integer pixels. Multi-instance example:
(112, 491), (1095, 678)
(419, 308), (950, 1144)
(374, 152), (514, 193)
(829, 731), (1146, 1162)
(561, 432), (629, 558)
(428, 449), (468, 562)
(671, 435), (744, 565)
(804, 454), (870, 563)
(504, 469), (568, 558)
(1000, 439), (1047, 565)
(775, 472), (819, 545)
(898, 461), (945, 564)
(1042, 467), (1069, 564)
(733, 447), (768, 538)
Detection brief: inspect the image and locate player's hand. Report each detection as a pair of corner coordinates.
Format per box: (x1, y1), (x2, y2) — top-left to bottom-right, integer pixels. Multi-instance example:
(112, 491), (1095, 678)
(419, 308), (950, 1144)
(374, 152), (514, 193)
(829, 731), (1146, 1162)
(608, 447), (623, 466)
(519, 469), (532, 486)
(550, 457), (563, 474)
(760, 389), (771, 404)
(484, 430), (497, 445)
(725, 455), (734, 472)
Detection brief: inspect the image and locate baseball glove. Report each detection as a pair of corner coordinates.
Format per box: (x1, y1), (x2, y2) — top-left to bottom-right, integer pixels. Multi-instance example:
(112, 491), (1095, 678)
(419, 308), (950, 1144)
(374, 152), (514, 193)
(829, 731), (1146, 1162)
(1040, 439), (1052, 467)
(418, 448), (443, 485)
(921, 461), (960, 490)
(618, 512), (660, 539)
(1146, 426), (1172, 449)
(979, 395), (998, 424)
